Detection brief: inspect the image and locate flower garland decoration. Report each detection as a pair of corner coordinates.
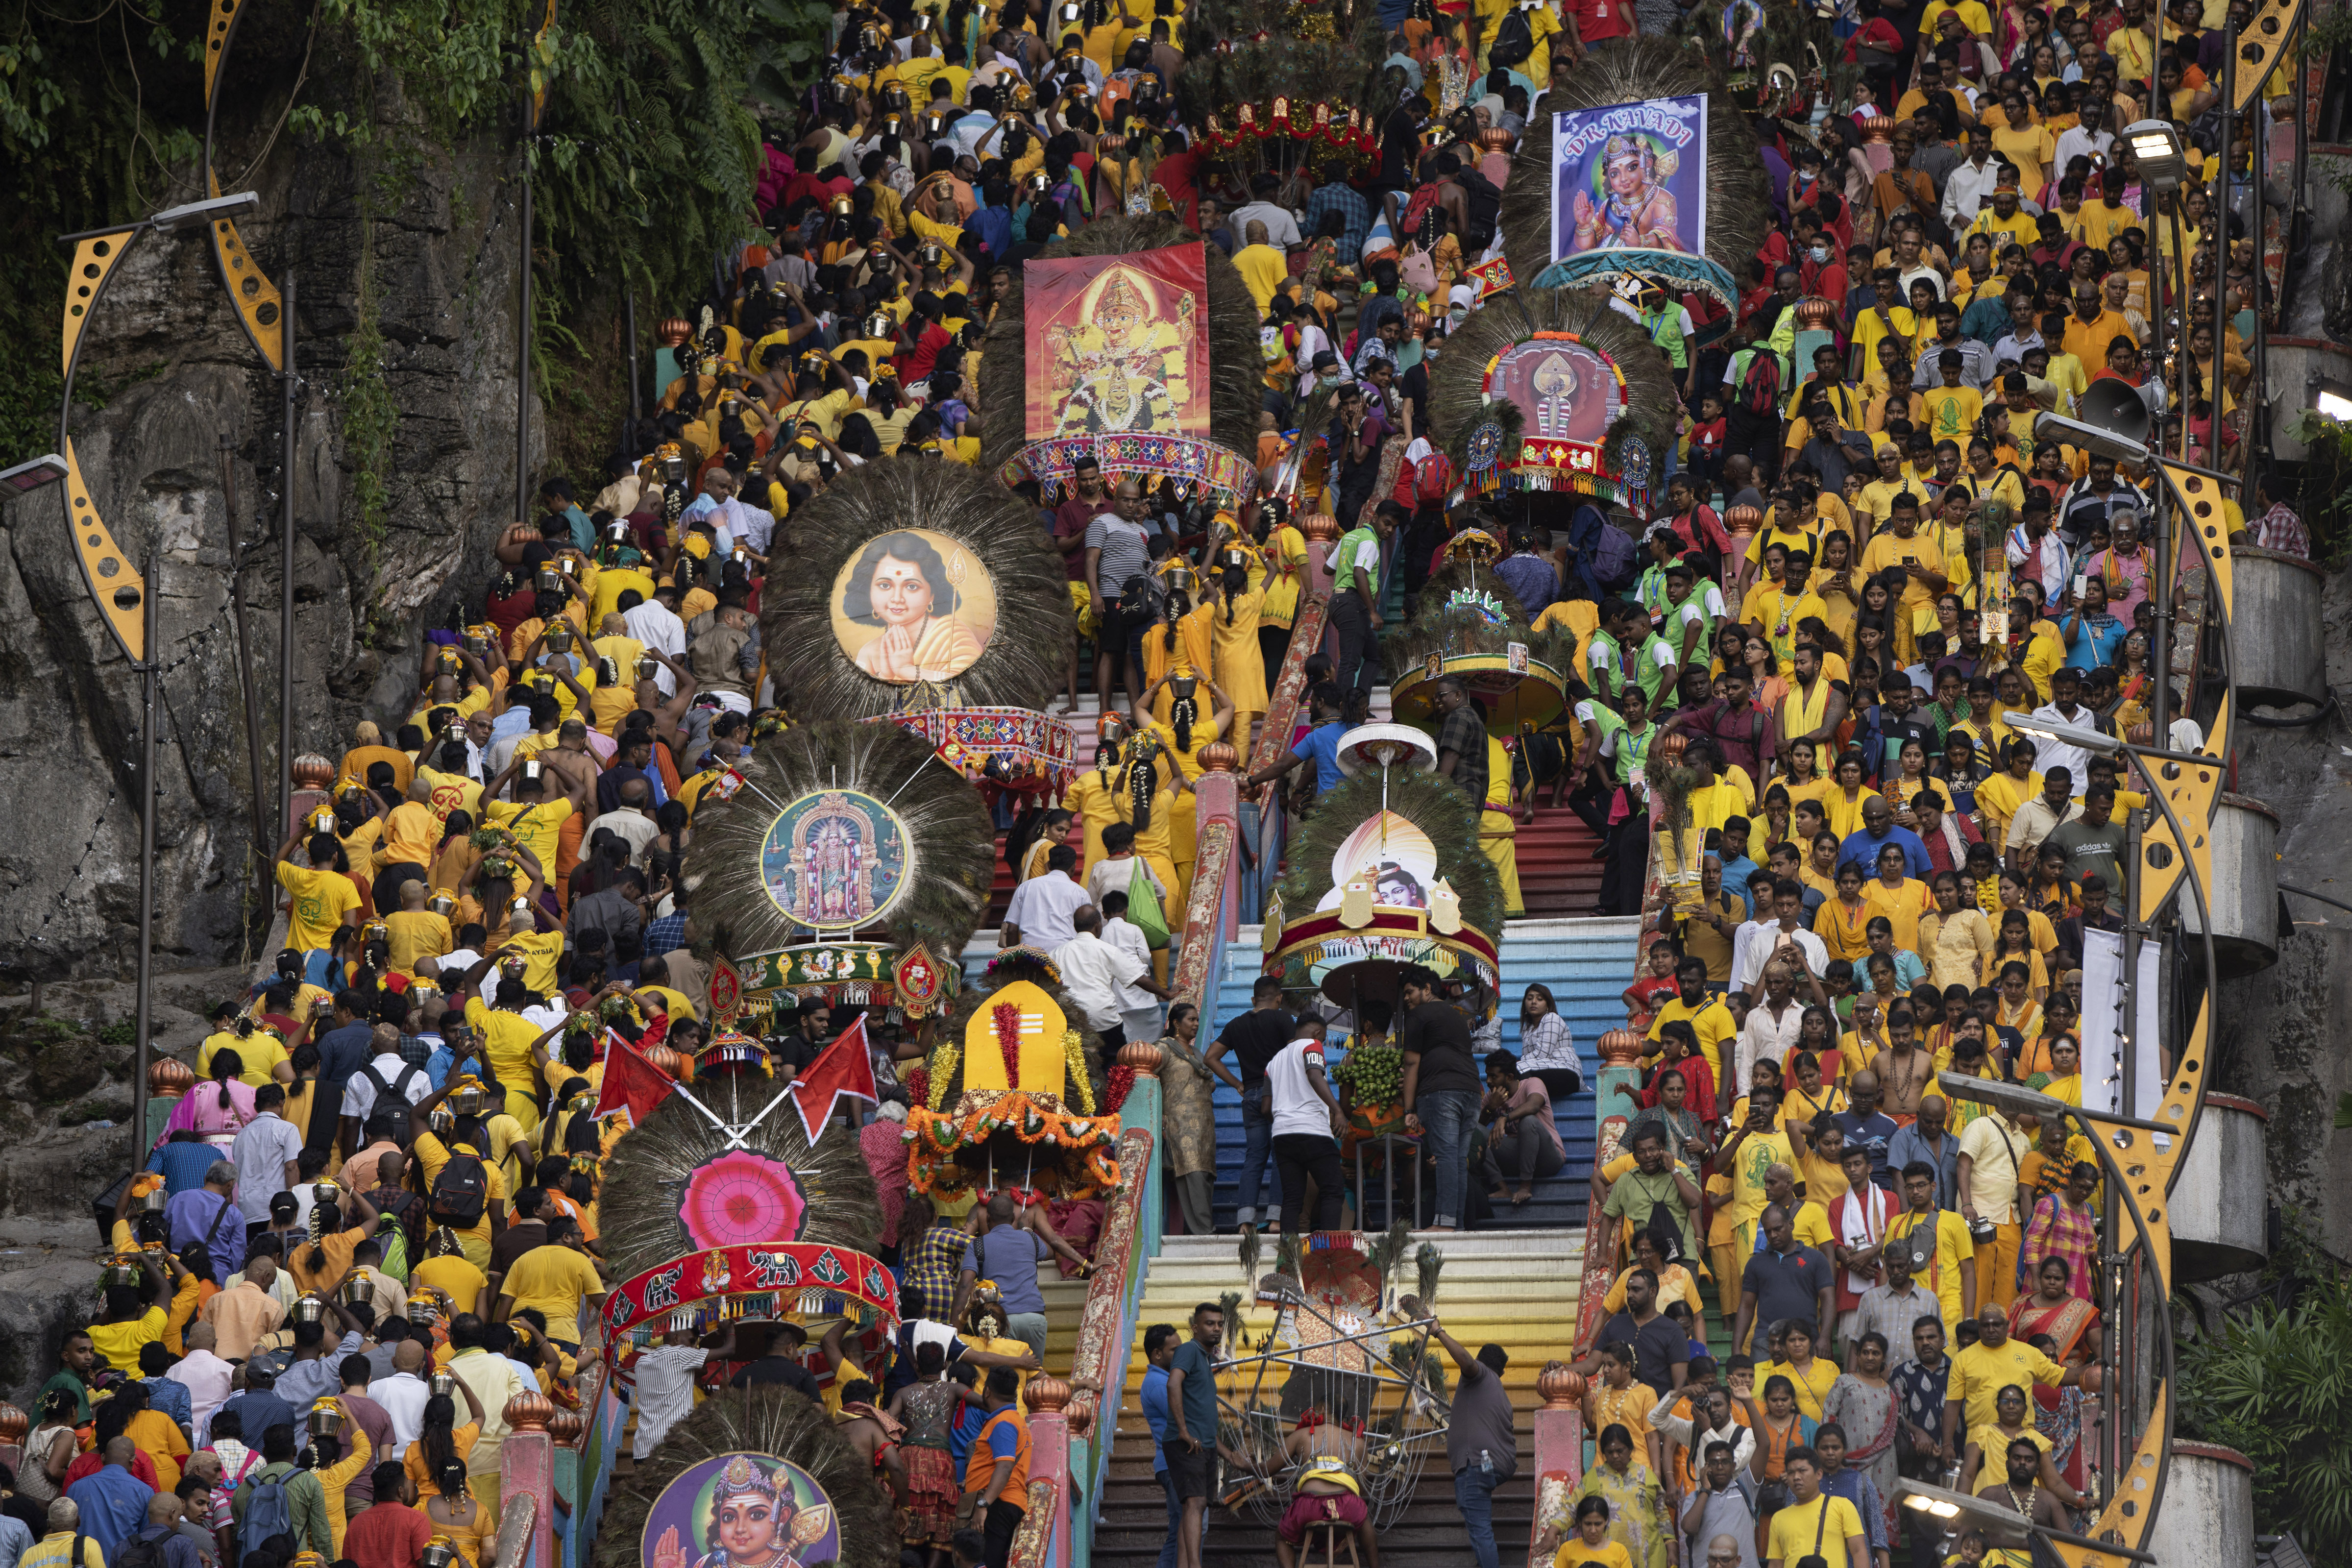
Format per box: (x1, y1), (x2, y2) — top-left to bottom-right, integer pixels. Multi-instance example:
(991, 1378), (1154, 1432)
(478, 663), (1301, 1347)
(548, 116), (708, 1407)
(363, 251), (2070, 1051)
(1104, 1064), (1139, 1114)
(1061, 1028), (1096, 1114)
(905, 1065), (930, 1106)
(991, 1003), (1023, 1084)
(926, 1042), (960, 1109)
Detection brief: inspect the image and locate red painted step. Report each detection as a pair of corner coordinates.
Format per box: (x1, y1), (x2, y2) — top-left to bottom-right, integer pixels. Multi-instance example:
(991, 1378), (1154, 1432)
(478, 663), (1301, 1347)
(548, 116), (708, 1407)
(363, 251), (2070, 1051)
(1512, 803), (1610, 919)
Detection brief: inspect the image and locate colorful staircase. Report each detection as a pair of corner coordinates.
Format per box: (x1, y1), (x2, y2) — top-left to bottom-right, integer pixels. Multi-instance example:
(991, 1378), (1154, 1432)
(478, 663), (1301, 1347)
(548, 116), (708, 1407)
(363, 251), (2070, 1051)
(1090, 1230), (1588, 1568)
(1199, 917), (1642, 1235)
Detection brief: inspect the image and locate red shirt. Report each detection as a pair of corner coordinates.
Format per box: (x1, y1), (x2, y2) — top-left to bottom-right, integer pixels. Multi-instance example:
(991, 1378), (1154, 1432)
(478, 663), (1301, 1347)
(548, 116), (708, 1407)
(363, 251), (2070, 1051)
(344, 1500), (435, 1568)
(1566, 0), (1633, 42)
(903, 322), (955, 383)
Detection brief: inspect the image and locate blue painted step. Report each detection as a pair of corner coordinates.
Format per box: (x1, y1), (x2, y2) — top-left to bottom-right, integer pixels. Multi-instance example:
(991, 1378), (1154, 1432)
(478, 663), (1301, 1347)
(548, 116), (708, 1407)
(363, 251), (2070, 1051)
(1196, 916), (1642, 1235)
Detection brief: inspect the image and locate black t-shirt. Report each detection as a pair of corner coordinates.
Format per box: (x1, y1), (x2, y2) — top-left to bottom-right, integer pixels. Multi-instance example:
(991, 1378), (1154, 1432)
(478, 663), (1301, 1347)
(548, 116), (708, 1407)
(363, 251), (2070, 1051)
(730, 1355), (822, 1398)
(1398, 1000), (1480, 1097)
(1596, 1310), (1690, 1396)
(1215, 1007), (1296, 1086)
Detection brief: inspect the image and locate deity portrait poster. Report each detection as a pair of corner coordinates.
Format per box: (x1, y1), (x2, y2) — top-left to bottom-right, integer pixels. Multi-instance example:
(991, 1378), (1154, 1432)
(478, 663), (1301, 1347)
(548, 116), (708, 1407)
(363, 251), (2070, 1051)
(1023, 243), (1210, 441)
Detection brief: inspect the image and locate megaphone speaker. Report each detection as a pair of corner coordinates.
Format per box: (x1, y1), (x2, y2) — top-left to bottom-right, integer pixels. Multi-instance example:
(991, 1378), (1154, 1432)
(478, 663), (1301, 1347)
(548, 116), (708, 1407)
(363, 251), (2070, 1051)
(2079, 378), (2150, 445)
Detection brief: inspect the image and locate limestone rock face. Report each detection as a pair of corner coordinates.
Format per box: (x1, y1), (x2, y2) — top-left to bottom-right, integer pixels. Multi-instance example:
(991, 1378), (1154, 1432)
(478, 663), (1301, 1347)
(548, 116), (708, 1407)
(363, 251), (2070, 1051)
(0, 134), (540, 983)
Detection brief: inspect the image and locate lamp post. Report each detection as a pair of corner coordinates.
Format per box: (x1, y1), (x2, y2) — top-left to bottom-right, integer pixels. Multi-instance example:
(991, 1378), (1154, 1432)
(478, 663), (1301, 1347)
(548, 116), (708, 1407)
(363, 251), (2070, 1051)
(2123, 120), (2192, 467)
(1990, 710), (2226, 1544)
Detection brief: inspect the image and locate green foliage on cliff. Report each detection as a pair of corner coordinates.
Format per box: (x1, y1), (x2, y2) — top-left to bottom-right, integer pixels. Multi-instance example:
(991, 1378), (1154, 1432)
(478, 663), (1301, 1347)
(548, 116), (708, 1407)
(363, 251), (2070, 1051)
(0, 0), (833, 464)
(2178, 1219), (2352, 1564)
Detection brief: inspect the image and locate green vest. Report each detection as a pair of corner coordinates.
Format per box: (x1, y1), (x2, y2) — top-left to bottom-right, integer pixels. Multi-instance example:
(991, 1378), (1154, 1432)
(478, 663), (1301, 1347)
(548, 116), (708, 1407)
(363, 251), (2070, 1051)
(1640, 304), (1688, 369)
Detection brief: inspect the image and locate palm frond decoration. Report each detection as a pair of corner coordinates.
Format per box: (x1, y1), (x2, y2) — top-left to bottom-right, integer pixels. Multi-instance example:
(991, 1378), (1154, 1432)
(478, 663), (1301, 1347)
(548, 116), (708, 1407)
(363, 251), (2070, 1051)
(1423, 285), (1681, 483)
(1365, 1218), (1416, 1289)
(973, 214), (1263, 473)
(1277, 766), (1506, 940)
(681, 719), (996, 965)
(1497, 39), (1772, 302)
(591, 1388), (896, 1568)
(1414, 1240), (1445, 1311)
(1380, 556), (1582, 685)
(758, 460), (1075, 716)
(596, 1075), (884, 1283)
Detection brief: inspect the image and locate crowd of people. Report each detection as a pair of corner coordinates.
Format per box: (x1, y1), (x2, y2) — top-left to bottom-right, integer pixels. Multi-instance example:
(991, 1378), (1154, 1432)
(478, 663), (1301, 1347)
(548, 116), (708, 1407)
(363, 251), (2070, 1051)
(23, 0), (2312, 1556)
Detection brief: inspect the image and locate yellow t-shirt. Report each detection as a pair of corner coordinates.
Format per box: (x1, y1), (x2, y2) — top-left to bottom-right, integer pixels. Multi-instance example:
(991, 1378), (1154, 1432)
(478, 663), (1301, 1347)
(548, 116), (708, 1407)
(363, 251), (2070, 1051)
(1920, 383), (1984, 441)
(501, 928), (565, 997)
(200, 1029), (290, 1087)
(463, 997), (550, 1123)
(87, 1306), (169, 1375)
(410, 1134), (510, 1254)
(1233, 244), (1289, 315)
(1766, 1494), (1866, 1568)
(486, 797), (574, 876)
(1886, 1207), (1977, 1333)
(411, 1252), (491, 1315)
(590, 567), (659, 625)
(1552, 1538), (1633, 1568)
(1947, 1337), (2067, 1437)
(1645, 997), (1736, 1089)
(385, 910), (455, 978)
(416, 766), (485, 831)
(496, 1244), (607, 1327)
(380, 801), (440, 869)
(277, 861), (361, 952)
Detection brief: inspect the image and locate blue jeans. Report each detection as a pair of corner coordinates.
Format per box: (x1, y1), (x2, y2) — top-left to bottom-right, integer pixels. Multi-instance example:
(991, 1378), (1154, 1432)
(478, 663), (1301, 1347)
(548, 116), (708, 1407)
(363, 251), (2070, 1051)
(1419, 1088), (1480, 1228)
(1236, 1082), (1282, 1225)
(1454, 1462), (1503, 1568)
(1156, 1468), (1181, 1568)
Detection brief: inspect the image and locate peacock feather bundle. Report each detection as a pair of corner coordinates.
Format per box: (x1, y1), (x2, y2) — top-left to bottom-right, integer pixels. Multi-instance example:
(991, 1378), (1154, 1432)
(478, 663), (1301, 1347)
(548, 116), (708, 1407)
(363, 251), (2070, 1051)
(759, 459), (1075, 716)
(974, 213), (1265, 475)
(1365, 1217), (1416, 1292)
(1414, 1240), (1444, 1312)
(1497, 39), (1772, 305)
(596, 1076), (884, 1285)
(1423, 285), (1682, 484)
(1380, 555), (1583, 686)
(1277, 765), (1507, 940)
(591, 1389), (897, 1568)
(681, 719), (996, 966)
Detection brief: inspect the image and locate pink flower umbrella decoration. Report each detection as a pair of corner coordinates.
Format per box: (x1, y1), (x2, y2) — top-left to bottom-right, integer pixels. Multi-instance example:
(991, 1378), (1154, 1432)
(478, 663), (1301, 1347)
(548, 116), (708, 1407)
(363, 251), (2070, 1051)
(679, 1150), (808, 1250)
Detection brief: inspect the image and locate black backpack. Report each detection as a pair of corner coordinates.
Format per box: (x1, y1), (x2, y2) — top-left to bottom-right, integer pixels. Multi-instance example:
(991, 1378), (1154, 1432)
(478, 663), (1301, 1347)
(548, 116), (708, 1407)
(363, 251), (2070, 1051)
(117, 1532), (167, 1568)
(429, 1150), (491, 1227)
(361, 1060), (422, 1109)
(1488, 6), (1534, 67)
(1456, 169), (1503, 252)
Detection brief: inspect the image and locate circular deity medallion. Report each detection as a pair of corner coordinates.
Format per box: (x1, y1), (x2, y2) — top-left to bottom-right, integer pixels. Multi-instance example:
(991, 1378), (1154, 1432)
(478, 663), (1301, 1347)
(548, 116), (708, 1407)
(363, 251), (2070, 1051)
(827, 527), (999, 685)
(760, 789), (913, 931)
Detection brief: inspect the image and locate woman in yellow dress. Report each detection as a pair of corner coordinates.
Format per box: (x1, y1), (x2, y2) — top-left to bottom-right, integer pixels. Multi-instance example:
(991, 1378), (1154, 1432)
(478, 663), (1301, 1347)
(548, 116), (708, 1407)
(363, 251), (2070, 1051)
(1253, 512), (1311, 690)
(1204, 565), (1268, 753)
(842, 532), (988, 683)
(1129, 675), (1233, 781)
(1861, 841), (1932, 955)
(1140, 585), (1214, 726)
(1823, 753), (1883, 840)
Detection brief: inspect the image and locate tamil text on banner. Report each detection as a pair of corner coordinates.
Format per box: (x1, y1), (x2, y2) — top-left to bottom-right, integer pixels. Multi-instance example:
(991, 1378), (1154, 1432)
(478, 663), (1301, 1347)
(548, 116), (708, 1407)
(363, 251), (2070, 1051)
(1023, 242), (1210, 441)
(1550, 94), (1709, 263)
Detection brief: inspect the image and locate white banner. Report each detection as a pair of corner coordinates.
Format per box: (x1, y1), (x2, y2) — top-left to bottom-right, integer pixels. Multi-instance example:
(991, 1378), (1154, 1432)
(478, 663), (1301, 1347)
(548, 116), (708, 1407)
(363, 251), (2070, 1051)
(2079, 929), (2162, 1123)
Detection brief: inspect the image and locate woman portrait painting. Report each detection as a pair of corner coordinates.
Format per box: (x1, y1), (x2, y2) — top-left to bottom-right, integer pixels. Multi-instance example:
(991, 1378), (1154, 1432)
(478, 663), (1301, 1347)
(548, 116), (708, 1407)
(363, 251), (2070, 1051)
(833, 529), (996, 684)
(646, 1453), (839, 1568)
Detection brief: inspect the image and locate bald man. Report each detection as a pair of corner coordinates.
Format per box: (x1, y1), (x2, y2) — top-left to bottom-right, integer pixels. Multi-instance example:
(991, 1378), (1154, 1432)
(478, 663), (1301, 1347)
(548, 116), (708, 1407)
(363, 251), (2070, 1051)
(371, 1340), (432, 1446)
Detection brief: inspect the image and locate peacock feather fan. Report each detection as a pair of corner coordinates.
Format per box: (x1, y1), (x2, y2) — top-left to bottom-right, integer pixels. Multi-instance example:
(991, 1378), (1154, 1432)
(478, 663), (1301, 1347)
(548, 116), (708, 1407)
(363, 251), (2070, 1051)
(1380, 555), (1582, 686)
(681, 719), (997, 967)
(1496, 39), (1771, 308)
(1277, 765), (1506, 939)
(973, 213), (1264, 475)
(758, 459), (1075, 717)
(1424, 285), (1681, 483)
(595, 1076), (884, 1287)
(1414, 1240), (1444, 1311)
(591, 1388), (897, 1568)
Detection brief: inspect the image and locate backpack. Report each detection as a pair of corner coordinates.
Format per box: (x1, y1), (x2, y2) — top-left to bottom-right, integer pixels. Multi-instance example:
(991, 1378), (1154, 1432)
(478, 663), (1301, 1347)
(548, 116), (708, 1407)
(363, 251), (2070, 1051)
(361, 1061), (422, 1111)
(242, 1470), (294, 1550)
(117, 1533), (168, 1568)
(428, 1150), (491, 1227)
(1456, 169), (1503, 252)
(1591, 520), (1639, 590)
(1738, 350), (1782, 417)
(1487, 5), (1534, 67)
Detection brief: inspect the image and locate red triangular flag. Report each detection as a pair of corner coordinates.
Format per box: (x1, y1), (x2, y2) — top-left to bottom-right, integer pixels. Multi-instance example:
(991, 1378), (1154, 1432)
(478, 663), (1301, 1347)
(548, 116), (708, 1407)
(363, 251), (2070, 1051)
(785, 1015), (878, 1141)
(592, 1027), (677, 1128)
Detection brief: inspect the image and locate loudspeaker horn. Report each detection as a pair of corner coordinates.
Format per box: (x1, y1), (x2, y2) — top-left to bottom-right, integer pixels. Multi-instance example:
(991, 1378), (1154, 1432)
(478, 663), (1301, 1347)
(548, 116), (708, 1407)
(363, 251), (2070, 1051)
(2079, 378), (2151, 445)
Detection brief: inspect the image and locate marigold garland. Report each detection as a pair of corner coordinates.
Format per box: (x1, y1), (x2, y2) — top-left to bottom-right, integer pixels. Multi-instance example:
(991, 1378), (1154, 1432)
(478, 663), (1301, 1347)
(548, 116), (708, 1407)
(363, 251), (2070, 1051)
(1061, 1028), (1095, 1114)
(926, 1043), (959, 1109)
(903, 1091), (1124, 1200)
(991, 1003), (1022, 1084)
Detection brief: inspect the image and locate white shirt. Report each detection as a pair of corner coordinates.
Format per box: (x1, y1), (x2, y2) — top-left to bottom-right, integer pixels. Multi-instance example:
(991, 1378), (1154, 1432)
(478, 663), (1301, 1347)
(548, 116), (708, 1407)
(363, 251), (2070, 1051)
(1736, 998), (1808, 1095)
(1003, 870), (1090, 951)
(174, 1347), (236, 1436)
(372, 1370), (431, 1446)
(1098, 916), (1160, 1011)
(1051, 931), (1149, 1031)
(630, 1345), (710, 1459)
(1729, 920), (1828, 993)
(339, 1052), (432, 1120)
(2051, 125), (2113, 175)
(2026, 700), (2096, 784)
(1939, 155), (2003, 226)
(1836, 1180), (1899, 1296)
(229, 1112), (305, 1223)
(714, 497), (775, 554)
(1267, 1037), (1335, 1138)
(622, 600), (687, 695)
(1085, 855), (1166, 912)
(1229, 199), (1302, 249)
